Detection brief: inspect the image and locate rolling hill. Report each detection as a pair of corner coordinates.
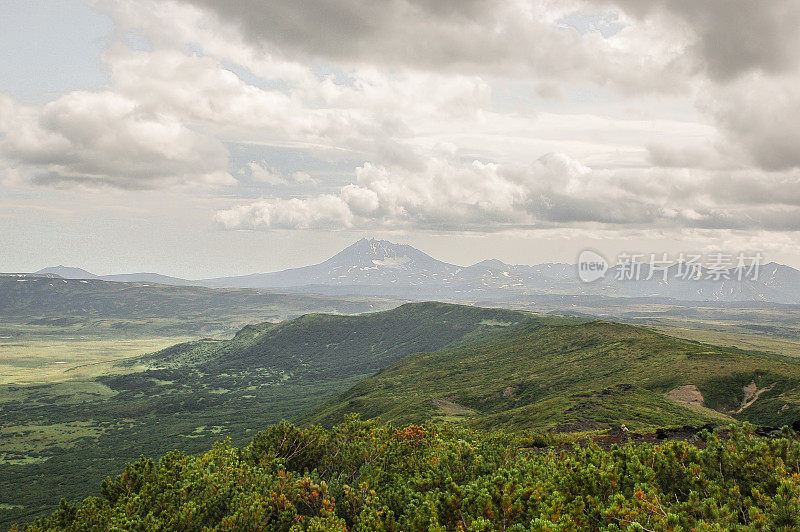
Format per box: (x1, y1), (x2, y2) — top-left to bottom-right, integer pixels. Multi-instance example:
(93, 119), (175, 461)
(32, 267), (195, 286)
(6, 301), (800, 526)
(32, 266), (99, 279)
(305, 314), (800, 431)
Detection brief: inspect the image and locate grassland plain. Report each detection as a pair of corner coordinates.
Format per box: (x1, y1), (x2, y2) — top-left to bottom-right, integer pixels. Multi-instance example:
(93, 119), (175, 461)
(0, 336), (195, 385)
(0, 303), (530, 527)
(647, 325), (800, 358)
(0, 276), (400, 339)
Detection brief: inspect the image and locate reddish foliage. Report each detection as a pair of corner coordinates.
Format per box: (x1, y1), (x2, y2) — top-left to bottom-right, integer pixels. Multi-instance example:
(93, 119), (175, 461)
(396, 425), (426, 443)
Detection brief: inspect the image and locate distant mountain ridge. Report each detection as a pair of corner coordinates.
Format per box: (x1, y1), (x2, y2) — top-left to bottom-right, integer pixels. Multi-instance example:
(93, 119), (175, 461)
(29, 238), (800, 303)
(204, 238), (800, 303)
(202, 238), (585, 299)
(32, 266), (195, 286)
(34, 265), (100, 279)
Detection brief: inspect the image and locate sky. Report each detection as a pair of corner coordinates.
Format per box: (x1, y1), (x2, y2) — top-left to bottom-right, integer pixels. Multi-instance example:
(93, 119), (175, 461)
(1, 0), (800, 278)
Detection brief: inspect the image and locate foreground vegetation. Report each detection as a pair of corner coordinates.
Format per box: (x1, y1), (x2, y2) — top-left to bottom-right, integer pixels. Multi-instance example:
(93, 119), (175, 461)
(24, 417), (800, 531)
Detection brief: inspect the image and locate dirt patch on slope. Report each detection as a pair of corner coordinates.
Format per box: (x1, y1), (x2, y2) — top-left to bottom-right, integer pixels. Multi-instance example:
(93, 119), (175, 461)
(666, 384), (704, 407)
(431, 399), (476, 417)
(735, 381), (776, 413)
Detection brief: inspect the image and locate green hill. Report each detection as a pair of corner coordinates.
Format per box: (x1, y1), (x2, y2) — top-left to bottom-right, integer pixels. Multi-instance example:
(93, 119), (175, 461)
(91, 302), (535, 442)
(305, 318), (800, 431)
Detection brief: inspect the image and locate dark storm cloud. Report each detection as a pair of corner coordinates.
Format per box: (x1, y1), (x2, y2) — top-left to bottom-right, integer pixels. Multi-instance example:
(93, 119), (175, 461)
(182, 0), (800, 83)
(183, 0), (515, 67)
(177, 0), (692, 92)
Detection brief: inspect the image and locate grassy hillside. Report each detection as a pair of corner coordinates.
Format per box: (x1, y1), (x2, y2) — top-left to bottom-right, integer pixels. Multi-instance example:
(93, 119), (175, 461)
(305, 319), (800, 431)
(497, 296), (800, 359)
(0, 303), (530, 527)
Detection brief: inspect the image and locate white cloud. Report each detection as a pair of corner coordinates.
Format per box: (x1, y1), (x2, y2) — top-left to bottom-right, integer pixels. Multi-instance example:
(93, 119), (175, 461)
(589, 0), (800, 81)
(165, 0), (800, 176)
(0, 93), (15, 131)
(91, 0), (313, 85)
(587, 1), (800, 172)
(107, 47), (363, 144)
(215, 194), (352, 230)
(291, 171), (313, 183)
(217, 151), (800, 232)
(214, 152), (604, 231)
(0, 91), (233, 188)
(6, 0), (799, 243)
(248, 162), (287, 185)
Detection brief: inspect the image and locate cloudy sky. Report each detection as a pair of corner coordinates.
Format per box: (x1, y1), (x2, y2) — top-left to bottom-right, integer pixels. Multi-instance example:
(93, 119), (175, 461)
(1, 0), (800, 277)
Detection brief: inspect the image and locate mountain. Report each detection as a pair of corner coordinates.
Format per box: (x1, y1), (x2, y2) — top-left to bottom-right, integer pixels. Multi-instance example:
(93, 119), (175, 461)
(128, 302), (530, 381)
(203, 238), (800, 304)
(203, 238), (575, 298)
(203, 238), (462, 296)
(584, 261), (800, 303)
(7, 301), (800, 525)
(0, 303), (530, 524)
(305, 312), (800, 431)
(203, 238), (584, 299)
(34, 265), (99, 279)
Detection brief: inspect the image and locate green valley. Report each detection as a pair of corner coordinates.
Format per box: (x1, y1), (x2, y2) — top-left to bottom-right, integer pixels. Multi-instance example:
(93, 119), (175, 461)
(0, 303), (529, 526)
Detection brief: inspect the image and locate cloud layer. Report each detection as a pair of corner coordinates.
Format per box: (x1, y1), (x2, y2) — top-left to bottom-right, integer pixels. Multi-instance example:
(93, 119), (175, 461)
(216, 151), (800, 232)
(1, 0), (799, 239)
